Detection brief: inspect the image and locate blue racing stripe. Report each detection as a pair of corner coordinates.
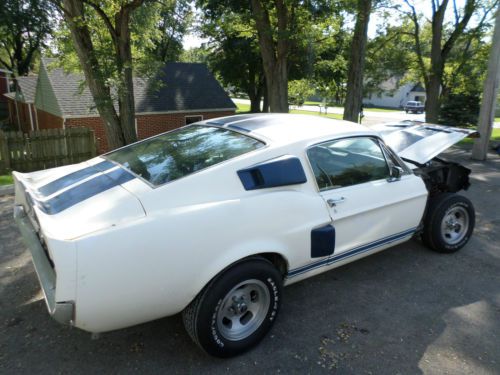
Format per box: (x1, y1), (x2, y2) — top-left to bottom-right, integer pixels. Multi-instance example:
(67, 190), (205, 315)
(287, 227), (416, 278)
(36, 167), (135, 215)
(37, 160), (115, 197)
(227, 124), (251, 133)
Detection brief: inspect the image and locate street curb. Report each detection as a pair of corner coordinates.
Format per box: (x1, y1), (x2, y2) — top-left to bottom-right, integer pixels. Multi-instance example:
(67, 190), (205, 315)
(0, 184), (14, 196)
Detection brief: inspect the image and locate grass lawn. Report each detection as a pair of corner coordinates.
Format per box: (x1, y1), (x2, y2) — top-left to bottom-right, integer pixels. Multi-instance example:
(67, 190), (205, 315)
(237, 101), (399, 114)
(0, 175), (13, 186)
(302, 101), (343, 108)
(495, 117), (500, 122)
(236, 103), (342, 120)
(290, 109), (343, 120)
(236, 103), (251, 113)
(460, 128), (500, 145)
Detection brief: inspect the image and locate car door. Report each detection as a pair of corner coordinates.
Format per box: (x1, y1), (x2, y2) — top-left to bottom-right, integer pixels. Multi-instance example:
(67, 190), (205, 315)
(307, 136), (427, 262)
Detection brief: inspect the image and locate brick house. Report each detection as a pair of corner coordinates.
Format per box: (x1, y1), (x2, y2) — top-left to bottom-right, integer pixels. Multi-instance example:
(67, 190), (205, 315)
(4, 76), (38, 133)
(10, 58), (236, 153)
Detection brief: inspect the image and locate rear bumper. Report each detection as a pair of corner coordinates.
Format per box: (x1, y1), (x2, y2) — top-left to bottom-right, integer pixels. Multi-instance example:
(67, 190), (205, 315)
(13, 205), (74, 325)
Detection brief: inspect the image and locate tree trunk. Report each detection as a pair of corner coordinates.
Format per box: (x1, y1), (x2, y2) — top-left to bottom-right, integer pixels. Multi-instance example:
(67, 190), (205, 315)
(425, 0), (447, 123)
(264, 58), (288, 113)
(472, 6), (500, 160)
(262, 84), (269, 113)
(61, 0), (125, 150)
(343, 0), (372, 123)
(425, 74), (442, 123)
(249, 95), (261, 113)
(116, 10), (137, 144)
(247, 66), (261, 113)
(406, 0), (476, 123)
(250, 0), (289, 113)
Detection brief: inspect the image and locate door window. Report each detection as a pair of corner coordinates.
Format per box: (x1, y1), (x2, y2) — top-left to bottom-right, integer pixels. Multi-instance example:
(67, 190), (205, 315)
(307, 137), (390, 191)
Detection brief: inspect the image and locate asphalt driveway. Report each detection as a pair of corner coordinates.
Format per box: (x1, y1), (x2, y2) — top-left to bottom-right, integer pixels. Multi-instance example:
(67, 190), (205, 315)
(1, 147), (499, 374)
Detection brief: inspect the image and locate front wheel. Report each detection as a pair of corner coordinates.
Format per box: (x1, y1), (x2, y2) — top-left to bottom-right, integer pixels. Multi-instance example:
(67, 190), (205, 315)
(182, 258), (283, 357)
(422, 193), (475, 253)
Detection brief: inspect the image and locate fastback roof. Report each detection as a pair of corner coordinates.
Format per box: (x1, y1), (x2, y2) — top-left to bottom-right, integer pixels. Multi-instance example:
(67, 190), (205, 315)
(205, 114), (374, 143)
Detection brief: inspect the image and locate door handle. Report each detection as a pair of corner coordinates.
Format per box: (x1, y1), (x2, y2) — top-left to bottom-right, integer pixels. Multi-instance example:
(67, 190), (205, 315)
(327, 197), (345, 207)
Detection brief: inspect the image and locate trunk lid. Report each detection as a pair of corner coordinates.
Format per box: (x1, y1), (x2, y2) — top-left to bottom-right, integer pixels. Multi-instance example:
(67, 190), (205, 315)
(13, 157), (146, 240)
(371, 121), (478, 165)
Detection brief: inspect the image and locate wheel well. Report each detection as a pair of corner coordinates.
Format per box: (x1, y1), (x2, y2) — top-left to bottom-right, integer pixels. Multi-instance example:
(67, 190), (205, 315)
(414, 157), (471, 197)
(254, 252), (289, 278)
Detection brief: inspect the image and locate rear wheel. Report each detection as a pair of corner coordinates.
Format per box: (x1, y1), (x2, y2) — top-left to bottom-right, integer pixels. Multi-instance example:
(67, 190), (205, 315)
(422, 193), (475, 253)
(182, 258), (282, 357)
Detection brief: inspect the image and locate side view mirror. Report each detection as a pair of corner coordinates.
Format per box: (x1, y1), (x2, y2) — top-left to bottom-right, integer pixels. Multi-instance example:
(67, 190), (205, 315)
(388, 166), (404, 182)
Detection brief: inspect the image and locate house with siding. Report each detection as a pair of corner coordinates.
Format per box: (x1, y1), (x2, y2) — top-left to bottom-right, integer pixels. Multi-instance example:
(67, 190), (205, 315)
(363, 77), (426, 109)
(8, 58), (236, 153)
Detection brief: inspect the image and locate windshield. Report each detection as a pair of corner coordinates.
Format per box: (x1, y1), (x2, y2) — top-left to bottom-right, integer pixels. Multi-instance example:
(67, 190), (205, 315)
(105, 125), (265, 186)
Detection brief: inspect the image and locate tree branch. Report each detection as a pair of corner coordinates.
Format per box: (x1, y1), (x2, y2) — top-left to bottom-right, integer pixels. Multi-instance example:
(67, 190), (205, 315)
(250, 0), (276, 63)
(0, 56), (13, 70)
(83, 0), (117, 40)
(442, 0), (476, 59)
(275, 0), (289, 57)
(403, 0), (429, 87)
(452, 0), (460, 24)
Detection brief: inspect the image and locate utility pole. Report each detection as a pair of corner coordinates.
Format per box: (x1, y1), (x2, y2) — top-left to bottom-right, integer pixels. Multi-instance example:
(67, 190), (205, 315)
(472, 7), (500, 160)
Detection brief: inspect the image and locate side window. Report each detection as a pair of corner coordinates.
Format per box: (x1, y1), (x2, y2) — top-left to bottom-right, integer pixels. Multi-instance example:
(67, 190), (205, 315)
(307, 137), (390, 191)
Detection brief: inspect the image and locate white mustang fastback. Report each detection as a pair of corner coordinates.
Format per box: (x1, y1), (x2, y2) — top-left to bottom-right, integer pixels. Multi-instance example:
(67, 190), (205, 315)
(13, 114), (477, 357)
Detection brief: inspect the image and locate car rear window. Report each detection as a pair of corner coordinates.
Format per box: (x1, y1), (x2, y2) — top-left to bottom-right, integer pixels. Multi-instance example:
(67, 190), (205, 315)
(105, 125), (265, 186)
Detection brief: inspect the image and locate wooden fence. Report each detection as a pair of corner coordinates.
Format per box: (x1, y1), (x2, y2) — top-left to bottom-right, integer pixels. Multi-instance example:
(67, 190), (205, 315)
(0, 127), (96, 174)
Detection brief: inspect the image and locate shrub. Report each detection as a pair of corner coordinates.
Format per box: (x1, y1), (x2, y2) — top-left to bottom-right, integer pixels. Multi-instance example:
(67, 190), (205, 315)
(439, 94), (480, 127)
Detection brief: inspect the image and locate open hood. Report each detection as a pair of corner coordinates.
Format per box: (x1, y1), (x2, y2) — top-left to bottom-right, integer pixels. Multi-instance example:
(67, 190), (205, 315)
(371, 121), (479, 165)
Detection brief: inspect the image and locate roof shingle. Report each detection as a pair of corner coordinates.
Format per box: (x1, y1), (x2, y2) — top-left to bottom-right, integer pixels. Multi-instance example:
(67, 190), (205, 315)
(15, 76), (38, 103)
(41, 59), (235, 117)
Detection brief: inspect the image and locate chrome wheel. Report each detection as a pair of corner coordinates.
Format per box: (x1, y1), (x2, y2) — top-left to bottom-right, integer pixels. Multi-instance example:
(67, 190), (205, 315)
(217, 279), (270, 341)
(441, 206), (469, 245)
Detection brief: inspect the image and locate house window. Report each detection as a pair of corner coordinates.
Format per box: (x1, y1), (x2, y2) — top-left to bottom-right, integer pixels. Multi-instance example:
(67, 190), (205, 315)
(185, 115), (203, 125)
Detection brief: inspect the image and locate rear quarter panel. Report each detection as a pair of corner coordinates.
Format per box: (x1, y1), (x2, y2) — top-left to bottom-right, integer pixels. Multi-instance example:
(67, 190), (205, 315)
(73, 145), (331, 332)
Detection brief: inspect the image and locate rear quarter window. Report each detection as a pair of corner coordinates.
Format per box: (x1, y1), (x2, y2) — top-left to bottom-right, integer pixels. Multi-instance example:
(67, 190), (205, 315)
(105, 125), (265, 186)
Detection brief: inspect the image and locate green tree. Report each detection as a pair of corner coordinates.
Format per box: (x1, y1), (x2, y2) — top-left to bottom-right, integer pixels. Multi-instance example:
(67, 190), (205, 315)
(180, 46), (210, 63)
(210, 36), (265, 112)
(288, 79), (315, 106)
(199, 0), (345, 112)
(142, 0), (192, 64)
(52, 0), (189, 150)
(311, 12), (350, 105)
(403, 0), (497, 122)
(53, 0), (149, 149)
(364, 22), (415, 98)
(249, 0), (294, 112)
(196, 4), (265, 112)
(0, 0), (54, 75)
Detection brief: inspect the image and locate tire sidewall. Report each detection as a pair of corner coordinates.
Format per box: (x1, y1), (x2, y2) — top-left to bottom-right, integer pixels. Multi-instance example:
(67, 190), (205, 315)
(430, 196), (475, 252)
(196, 260), (282, 357)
